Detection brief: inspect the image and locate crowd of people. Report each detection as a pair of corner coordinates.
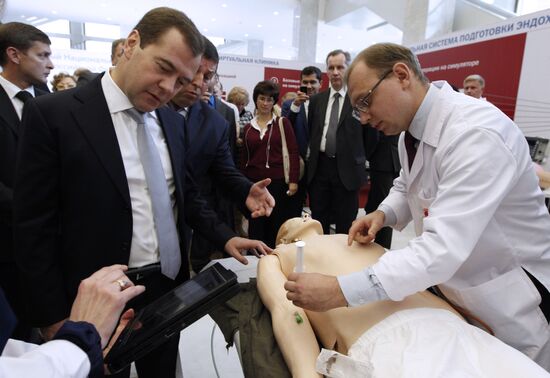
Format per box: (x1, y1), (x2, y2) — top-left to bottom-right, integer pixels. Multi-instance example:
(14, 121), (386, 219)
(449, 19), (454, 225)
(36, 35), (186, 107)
(1, 4), (550, 377)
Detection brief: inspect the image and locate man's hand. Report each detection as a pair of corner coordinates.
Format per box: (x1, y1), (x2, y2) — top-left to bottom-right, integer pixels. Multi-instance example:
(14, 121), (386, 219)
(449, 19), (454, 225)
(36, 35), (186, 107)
(69, 264), (145, 348)
(103, 308), (137, 374)
(284, 272), (348, 312)
(287, 183), (298, 196)
(224, 237), (273, 265)
(103, 309), (136, 357)
(246, 178), (275, 218)
(292, 91), (309, 107)
(201, 90), (212, 103)
(347, 210), (386, 246)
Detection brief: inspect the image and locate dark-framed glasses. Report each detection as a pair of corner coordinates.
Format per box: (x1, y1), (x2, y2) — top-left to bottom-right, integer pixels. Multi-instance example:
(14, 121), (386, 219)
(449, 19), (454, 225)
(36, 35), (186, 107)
(352, 70), (392, 121)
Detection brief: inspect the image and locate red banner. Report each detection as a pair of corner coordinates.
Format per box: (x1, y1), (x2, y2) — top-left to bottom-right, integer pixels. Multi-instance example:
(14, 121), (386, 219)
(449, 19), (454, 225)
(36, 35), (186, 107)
(417, 33), (527, 120)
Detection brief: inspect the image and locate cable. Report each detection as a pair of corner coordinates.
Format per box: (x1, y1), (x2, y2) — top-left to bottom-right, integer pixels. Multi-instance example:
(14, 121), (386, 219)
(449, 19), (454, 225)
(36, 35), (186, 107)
(211, 323), (221, 378)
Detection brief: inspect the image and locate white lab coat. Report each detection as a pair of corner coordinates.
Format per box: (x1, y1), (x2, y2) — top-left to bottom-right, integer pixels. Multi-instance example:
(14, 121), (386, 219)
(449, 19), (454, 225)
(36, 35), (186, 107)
(0, 338), (90, 377)
(374, 82), (550, 366)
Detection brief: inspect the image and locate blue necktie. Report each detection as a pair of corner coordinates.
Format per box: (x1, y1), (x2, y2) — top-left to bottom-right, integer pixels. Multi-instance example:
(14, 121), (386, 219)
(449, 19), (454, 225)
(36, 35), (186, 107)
(126, 108), (181, 279)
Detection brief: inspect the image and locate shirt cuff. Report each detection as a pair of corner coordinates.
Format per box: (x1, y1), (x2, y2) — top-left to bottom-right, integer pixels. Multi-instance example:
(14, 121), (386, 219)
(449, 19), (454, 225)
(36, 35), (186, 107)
(337, 267), (390, 307)
(377, 204), (397, 227)
(290, 103), (301, 113)
(53, 321), (103, 378)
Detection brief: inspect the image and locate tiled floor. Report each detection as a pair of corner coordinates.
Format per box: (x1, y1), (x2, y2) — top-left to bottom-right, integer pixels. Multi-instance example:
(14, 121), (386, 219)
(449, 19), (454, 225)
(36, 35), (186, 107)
(176, 216), (417, 378)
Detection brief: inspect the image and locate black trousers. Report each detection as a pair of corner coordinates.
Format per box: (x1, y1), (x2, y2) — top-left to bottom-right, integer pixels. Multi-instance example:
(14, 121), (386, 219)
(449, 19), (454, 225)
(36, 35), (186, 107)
(364, 169), (399, 249)
(249, 178), (302, 248)
(190, 189), (234, 272)
(309, 154), (359, 234)
(0, 262), (34, 341)
(111, 271), (181, 378)
(288, 176), (307, 219)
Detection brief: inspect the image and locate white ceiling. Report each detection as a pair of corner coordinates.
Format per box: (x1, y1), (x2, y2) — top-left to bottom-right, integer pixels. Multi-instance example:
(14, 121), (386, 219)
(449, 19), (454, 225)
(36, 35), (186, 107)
(3, 0), (403, 62)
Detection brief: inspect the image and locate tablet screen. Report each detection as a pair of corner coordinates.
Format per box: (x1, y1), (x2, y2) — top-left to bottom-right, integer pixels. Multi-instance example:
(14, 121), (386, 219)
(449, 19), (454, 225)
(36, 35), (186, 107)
(105, 263), (239, 373)
(118, 265), (229, 344)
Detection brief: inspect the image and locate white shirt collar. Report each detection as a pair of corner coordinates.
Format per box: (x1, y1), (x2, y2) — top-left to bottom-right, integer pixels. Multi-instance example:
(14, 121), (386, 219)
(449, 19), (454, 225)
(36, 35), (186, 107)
(0, 74), (35, 99)
(329, 85), (346, 99)
(250, 114), (276, 130)
(101, 69), (158, 121)
(408, 83), (438, 141)
(250, 114), (276, 138)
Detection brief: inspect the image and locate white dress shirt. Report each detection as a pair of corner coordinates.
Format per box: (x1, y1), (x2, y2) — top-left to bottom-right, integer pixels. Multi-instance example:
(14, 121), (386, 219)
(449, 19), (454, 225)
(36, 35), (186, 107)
(320, 86), (346, 152)
(0, 74), (35, 120)
(101, 70), (178, 268)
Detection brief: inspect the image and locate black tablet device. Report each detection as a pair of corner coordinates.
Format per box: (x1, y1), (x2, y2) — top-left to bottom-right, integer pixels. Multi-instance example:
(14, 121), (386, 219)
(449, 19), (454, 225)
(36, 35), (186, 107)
(104, 262), (240, 373)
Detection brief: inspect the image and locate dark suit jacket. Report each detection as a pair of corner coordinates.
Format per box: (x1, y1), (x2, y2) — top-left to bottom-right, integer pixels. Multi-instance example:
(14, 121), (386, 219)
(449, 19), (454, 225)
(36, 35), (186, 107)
(185, 100), (251, 212)
(13, 76), (235, 326)
(213, 98), (237, 160)
(368, 133), (400, 174)
(307, 90), (378, 191)
(364, 132), (401, 214)
(0, 86), (47, 263)
(281, 99), (308, 159)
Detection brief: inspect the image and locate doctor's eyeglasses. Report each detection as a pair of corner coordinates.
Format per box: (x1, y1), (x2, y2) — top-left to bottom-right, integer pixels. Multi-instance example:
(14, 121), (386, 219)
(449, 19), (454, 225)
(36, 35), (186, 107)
(352, 69), (392, 121)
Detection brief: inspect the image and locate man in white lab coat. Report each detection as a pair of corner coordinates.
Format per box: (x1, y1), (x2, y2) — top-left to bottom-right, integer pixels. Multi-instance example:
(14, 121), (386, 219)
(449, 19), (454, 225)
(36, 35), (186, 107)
(283, 42), (550, 370)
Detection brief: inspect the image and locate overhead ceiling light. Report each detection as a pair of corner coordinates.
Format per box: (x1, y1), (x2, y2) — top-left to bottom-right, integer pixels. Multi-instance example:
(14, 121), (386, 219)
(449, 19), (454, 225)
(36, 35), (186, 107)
(51, 10), (58, 15)
(337, 35), (343, 39)
(211, 18), (216, 22)
(222, 3), (227, 7)
(33, 18), (48, 24)
(282, 38), (286, 42)
(257, 24), (262, 28)
(26, 16), (38, 21)
(100, 3), (107, 7)
(295, 15), (300, 18)
(244, 33), (249, 37)
(106, 17), (112, 21)
(273, 11), (279, 16)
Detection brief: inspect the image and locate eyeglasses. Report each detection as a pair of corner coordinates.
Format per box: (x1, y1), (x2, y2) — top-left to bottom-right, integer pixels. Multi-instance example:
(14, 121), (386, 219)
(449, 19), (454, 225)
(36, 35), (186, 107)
(352, 70), (392, 121)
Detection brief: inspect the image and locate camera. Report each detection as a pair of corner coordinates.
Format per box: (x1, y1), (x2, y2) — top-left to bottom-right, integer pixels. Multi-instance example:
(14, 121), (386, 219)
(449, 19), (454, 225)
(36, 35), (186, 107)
(299, 85), (308, 94)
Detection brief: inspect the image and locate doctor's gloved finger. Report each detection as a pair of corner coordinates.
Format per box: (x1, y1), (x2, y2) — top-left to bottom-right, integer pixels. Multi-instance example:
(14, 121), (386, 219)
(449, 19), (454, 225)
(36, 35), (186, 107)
(353, 233), (373, 244)
(348, 221), (366, 245)
(367, 222), (382, 239)
(284, 278), (298, 292)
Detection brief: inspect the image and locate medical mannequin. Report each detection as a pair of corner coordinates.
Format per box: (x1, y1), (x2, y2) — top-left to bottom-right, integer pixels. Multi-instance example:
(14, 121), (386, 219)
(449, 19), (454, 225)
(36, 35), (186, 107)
(257, 217), (549, 377)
